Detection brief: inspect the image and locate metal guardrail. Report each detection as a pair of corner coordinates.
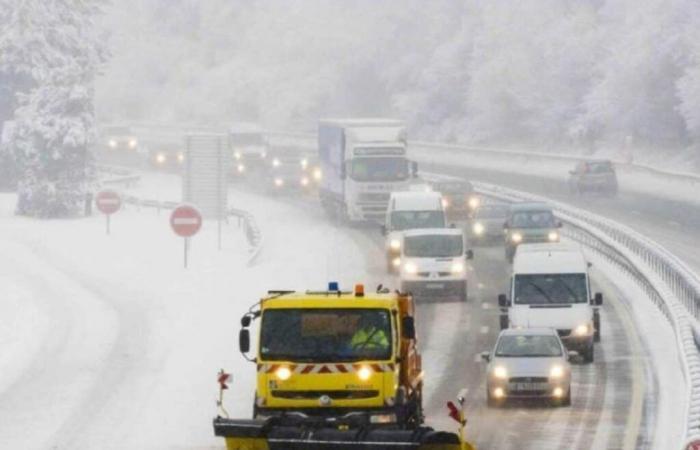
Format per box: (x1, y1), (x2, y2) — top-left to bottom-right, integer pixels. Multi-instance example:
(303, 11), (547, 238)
(473, 181), (700, 444)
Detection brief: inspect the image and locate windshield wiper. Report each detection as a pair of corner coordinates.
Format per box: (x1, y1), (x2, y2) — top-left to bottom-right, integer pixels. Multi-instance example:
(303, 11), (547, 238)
(519, 281), (555, 304)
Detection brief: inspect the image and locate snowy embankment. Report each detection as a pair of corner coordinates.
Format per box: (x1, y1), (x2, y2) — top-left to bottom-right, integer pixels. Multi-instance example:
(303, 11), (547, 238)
(0, 180), (375, 449)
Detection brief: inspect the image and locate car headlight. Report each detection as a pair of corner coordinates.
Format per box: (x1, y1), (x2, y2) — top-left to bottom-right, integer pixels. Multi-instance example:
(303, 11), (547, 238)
(108, 139), (117, 148)
(574, 323), (591, 336)
(128, 138), (138, 149)
(272, 158), (280, 167)
(392, 257), (401, 267)
(550, 365), (564, 378)
(493, 366), (508, 380)
(451, 262), (465, 274)
(300, 177), (309, 186)
(177, 153), (184, 163)
(468, 196), (480, 209)
(275, 366), (292, 381)
(357, 365), (372, 381)
(511, 232), (523, 243)
(234, 151), (242, 160)
(237, 164), (245, 173)
(301, 158), (308, 169)
(441, 198), (449, 208)
(261, 150), (267, 159)
(274, 178), (284, 187)
(548, 231), (559, 242)
(403, 262), (418, 274)
(473, 222), (485, 235)
(389, 239), (401, 251)
(156, 153), (166, 164)
(313, 168), (322, 181)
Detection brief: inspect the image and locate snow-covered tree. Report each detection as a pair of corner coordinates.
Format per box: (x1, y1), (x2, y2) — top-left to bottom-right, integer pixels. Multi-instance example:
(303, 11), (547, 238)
(4, 0), (107, 217)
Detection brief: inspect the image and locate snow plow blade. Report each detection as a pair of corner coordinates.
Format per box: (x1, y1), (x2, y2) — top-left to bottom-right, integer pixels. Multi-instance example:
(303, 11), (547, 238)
(213, 417), (472, 450)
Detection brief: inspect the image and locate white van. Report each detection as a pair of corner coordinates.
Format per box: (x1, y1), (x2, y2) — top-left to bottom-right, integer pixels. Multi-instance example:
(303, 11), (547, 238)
(382, 191), (446, 272)
(497, 243), (602, 363)
(398, 228), (473, 301)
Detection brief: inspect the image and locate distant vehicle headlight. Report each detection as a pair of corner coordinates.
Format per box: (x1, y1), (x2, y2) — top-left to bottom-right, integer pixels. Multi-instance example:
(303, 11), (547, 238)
(177, 153), (184, 163)
(511, 232), (523, 243)
(301, 158), (308, 169)
(260, 150), (267, 159)
(550, 365), (564, 378)
(108, 139), (117, 148)
(274, 178), (284, 187)
(441, 198), (450, 208)
(300, 177), (309, 187)
(403, 262), (418, 274)
(493, 366), (508, 380)
(128, 138), (138, 149)
(390, 239), (401, 251)
(392, 257), (401, 267)
(473, 222), (485, 235)
(237, 164), (246, 173)
(574, 323), (590, 336)
(156, 153), (166, 164)
(234, 151), (242, 160)
(272, 158), (280, 167)
(451, 262), (465, 274)
(313, 168), (322, 181)
(468, 196), (480, 210)
(548, 231), (559, 242)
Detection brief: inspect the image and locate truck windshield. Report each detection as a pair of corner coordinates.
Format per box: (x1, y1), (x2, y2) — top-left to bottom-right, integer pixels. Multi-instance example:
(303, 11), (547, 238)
(260, 308), (393, 362)
(231, 133), (264, 146)
(404, 235), (462, 257)
(514, 273), (588, 305)
(390, 211), (445, 231)
(349, 157), (409, 182)
(495, 335), (563, 357)
(510, 210), (556, 228)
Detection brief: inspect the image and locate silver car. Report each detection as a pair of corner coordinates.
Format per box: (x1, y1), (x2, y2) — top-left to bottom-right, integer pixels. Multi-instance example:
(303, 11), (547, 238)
(481, 328), (572, 407)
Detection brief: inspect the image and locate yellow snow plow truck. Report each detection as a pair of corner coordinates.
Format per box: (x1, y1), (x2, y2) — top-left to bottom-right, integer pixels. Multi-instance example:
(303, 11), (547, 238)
(213, 282), (475, 450)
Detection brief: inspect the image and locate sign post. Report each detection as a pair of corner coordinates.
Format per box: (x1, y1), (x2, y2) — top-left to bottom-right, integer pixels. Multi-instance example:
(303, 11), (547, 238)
(95, 190), (122, 235)
(170, 204), (203, 268)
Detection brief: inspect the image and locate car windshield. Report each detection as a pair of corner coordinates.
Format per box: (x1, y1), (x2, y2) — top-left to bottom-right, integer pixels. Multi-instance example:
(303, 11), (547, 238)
(514, 273), (588, 305)
(404, 234), (463, 257)
(104, 126), (130, 135)
(349, 157), (409, 182)
(232, 133), (264, 146)
(476, 205), (510, 219)
(495, 335), (563, 357)
(435, 182), (473, 194)
(510, 210), (556, 228)
(260, 308), (392, 362)
(587, 162), (613, 173)
(390, 210), (445, 231)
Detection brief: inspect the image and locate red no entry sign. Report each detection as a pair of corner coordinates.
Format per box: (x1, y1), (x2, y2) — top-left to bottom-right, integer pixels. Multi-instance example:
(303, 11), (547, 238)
(170, 205), (203, 237)
(96, 190), (121, 215)
(687, 439), (700, 450)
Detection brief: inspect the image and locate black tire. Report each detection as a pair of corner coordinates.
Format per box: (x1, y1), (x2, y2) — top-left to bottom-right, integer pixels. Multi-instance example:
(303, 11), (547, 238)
(487, 391), (501, 408)
(460, 282), (468, 302)
(593, 312), (601, 343)
(561, 390), (572, 407)
(499, 314), (509, 331)
(505, 247), (515, 263)
(582, 344), (594, 363)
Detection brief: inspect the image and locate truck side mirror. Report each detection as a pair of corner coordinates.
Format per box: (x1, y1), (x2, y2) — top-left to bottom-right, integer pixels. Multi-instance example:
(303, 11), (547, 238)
(411, 161), (418, 177)
(480, 351), (491, 363)
(241, 315), (252, 327)
(239, 328), (250, 354)
(402, 316), (416, 340)
(465, 249), (474, 260)
(498, 294), (509, 307)
(594, 292), (603, 305)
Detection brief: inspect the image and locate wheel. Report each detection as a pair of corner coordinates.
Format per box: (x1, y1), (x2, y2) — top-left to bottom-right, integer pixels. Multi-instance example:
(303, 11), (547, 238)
(499, 314), (509, 331)
(561, 390), (571, 407)
(459, 282), (468, 302)
(487, 390), (502, 408)
(593, 312), (601, 342)
(582, 344), (594, 363)
(505, 247), (515, 263)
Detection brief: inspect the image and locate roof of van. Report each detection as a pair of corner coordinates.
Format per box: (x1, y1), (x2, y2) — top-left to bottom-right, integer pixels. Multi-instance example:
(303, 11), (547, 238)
(499, 327), (559, 337)
(510, 202), (552, 212)
(402, 228), (463, 238)
(513, 244), (588, 274)
(320, 118), (404, 127)
(389, 191), (443, 211)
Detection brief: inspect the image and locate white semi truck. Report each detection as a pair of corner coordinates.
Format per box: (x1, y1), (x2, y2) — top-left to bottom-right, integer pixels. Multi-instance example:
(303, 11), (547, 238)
(318, 119), (417, 223)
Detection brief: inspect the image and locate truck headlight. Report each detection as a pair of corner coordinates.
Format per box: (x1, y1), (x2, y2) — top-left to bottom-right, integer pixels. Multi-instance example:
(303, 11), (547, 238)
(313, 168), (322, 181)
(128, 138), (138, 149)
(272, 158), (280, 167)
(156, 153), (166, 164)
(548, 231), (559, 242)
(108, 139), (117, 148)
(451, 262), (465, 274)
(511, 232), (523, 243)
(493, 366), (508, 380)
(550, 365), (564, 378)
(358, 365), (372, 381)
(574, 323), (590, 336)
(392, 257), (401, 267)
(390, 239), (401, 251)
(301, 158), (308, 169)
(177, 153), (184, 163)
(404, 262), (418, 274)
(468, 196), (480, 209)
(234, 151), (242, 160)
(275, 366), (292, 381)
(441, 198), (449, 208)
(473, 222), (485, 235)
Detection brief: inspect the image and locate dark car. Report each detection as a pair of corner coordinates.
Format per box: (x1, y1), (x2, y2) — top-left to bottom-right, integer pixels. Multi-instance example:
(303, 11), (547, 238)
(470, 203), (510, 245)
(567, 160), (618, 196)
(432, 180), (480, 221)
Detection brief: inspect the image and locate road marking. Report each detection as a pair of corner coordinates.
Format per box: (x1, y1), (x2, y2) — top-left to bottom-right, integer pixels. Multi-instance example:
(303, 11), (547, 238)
(480, 325), (489, 334)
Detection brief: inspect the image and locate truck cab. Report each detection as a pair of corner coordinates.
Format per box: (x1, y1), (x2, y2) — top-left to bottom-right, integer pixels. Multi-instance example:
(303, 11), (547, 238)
(497, 243), (603, 363)
(383, 191), (446, 273)
(265, 145), (316, 193)
(229, 123), (268, 177)
(503, 202), (562, 262)
(239, 283), (423, 427)
(398, 228), (473, 302)
(318, 119), (418, 223)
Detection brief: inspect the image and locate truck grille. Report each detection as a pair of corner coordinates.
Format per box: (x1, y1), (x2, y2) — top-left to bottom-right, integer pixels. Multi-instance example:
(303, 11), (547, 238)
(358, 193), (390, 202)
(271, 390), (379, 400)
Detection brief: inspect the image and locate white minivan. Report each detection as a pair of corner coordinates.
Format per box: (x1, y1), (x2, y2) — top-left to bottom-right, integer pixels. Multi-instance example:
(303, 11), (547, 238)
(497, 243), (602, 363)
(382, 191), (446, 272)
(398, 228), (473, 301)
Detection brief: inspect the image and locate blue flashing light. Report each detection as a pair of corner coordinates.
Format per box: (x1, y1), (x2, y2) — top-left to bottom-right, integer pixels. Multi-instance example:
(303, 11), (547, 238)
(328, 281), (339, 291)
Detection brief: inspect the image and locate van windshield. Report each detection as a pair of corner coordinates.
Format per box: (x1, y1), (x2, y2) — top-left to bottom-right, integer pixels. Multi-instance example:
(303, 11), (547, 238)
(404, 235), (463, 257)
(390, 211), (445, 231)
(510, 210), (556, 228)
(514, 273), (588, 305)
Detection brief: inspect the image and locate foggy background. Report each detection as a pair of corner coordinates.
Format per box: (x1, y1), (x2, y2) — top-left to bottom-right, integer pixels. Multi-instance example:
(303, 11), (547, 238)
(97, 0), (700, 162)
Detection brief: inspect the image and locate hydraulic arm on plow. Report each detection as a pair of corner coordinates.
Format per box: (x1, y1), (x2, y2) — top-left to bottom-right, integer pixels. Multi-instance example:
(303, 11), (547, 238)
(213, 283), (476, 450)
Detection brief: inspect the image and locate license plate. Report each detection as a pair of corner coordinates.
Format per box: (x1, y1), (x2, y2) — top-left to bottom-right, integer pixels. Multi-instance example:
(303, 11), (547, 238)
(425, 283), (444, 289)
(510, 382), (548, 391)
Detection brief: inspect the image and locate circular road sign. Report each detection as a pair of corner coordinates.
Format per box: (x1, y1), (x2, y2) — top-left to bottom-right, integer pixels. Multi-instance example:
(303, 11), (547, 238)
(95, 190), (122, 215)
(686, 439), (700, 450)
(170, 204), (203, 238)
